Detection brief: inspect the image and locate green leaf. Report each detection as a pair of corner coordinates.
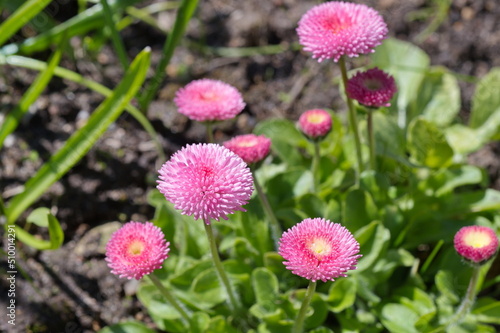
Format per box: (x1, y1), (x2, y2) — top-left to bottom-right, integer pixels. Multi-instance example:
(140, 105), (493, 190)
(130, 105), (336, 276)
(445, 124), (483, 155)
(354, 221), (390, 273)
(190, 268), (225, 307)
(470, 67), (500, 128)
(343, 189), (379, 232)
(417, 67), (461, 127)
(372, 38), (430, 127)
(0, 0), (52, 47)
(372, 111), (406, 158)
(381, 304), (420, 333)
(288, 290), (328, 330)
(17, 207), (64, 250)
(26, 207), (52, 227)
(254, 118), (308, 166)
(205, 316), (238, 333)
(0, 46), (62, 148)
(433, 165), (484, 196)
(360, 170), (391, 205)
(189, 312), (210, 333)
(252, 267), (279, 304)
(327, 278), (356, 312)
(435, 270), (459, 304)
(5, 48), (151, 224)
(98, 321), (156, 333)
(472, 298), (500, 324)
(407, 117), (453, 168)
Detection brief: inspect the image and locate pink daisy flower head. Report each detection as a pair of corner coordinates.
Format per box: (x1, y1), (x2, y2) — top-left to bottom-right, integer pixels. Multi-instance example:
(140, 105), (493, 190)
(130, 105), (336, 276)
(105, 222), (170, 280)
(157, 143), (254, 224)
(174, 79), (246, 122)
(454, 226), (498, 264)
(223, 134), (272, 165)
(279, 218), (361, 282)
(297, 2), (388, 62)
(346, 67), (397, 108)
(298, 109), (332, 139)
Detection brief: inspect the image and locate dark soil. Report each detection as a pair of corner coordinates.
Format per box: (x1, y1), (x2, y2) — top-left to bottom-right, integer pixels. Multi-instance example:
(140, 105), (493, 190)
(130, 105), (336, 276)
(1, 0), (499, 332)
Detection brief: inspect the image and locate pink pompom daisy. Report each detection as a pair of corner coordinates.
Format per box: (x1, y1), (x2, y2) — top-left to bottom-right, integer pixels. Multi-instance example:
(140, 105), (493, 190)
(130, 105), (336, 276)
(297, 2), (388, 62)
(346, 67), (397, 108)
(174, 79), (246, 122)
(454, 226), (498, 264)
(279, 218), (361, 282)
(298, 109), (332, 139)
(105, 222), (170, 280)
(157, 143), (254, 224)
(223, 134), (271, 165)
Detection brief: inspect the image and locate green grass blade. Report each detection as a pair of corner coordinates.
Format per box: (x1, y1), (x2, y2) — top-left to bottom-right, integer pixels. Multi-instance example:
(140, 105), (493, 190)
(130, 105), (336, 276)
(0, 0), (143, 55)
(0, 0), (53, 47)
(17, 209), (64, 250)
(0, 47), (62, 149)
(4, 47), (151, 224)
(100, 0), (129, 69)
(139, 0), (198, 110)
(0, 54), (166, 162)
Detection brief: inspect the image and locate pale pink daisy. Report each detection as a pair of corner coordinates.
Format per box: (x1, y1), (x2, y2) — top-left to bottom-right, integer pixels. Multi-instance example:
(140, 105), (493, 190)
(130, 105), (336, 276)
(454, 226), (498, 264)
(157, 143), (254, 224)
(297, 2), (388, 62)
(105, 222), (170, 280)
(346, 67), (397, 107)
(174, 79), (246, 122)
(223, 134), (271, 165)
(298, 109), (332, 139)
(279, 218), (361, 282)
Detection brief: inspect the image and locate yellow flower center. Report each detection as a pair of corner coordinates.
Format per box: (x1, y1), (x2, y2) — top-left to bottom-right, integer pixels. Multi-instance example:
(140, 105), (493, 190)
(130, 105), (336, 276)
(200, 91), (220, 101)
(307, 113), (327, 124)
(237, 138), (258, 148)
(308, 238), (331, 258)
(463, 230), (492, 248)
(128, 240), (145, 256)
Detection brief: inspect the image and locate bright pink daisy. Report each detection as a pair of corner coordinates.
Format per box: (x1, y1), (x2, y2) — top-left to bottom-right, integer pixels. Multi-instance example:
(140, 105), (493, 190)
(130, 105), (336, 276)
(346, 67), (397, 107)
(279, 218), (361, 282)
(223, 134), (271, 165)
(298, 109), (332, 139)
(454, 226), (498, 264)
(157, 143), (254, 224)
(297, 2), (388, 62)
(105, 222), (170, 280)
(174, 79), (246, 122)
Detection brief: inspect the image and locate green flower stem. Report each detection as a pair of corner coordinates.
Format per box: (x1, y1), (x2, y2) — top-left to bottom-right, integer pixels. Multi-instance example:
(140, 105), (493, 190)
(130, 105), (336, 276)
(252, 172), (282, 249)
(292, 280), (317, 333)
(339, 56), (363, 184)
(447, 265), (481, 329)
(311, 141), (320, 191)
(147, 274), (190, 324)
(206, 122), (215, 143)
(367, 109), (376, 171)
(203, 221), (241, 313)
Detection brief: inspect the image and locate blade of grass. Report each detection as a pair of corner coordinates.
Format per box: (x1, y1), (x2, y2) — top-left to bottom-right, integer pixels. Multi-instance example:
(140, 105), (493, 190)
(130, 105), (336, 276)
(139, 0), (198, 111)
(100, 0), (129, 69)
(0, 54), (166, 163)
(4, 47), (151, 224)
(16, 210), (64, 250)
(123, 2), (180, 33)
(0, 47), (62, 149)
(0, 0), (143, 55)
(0, 0), (53, 47)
